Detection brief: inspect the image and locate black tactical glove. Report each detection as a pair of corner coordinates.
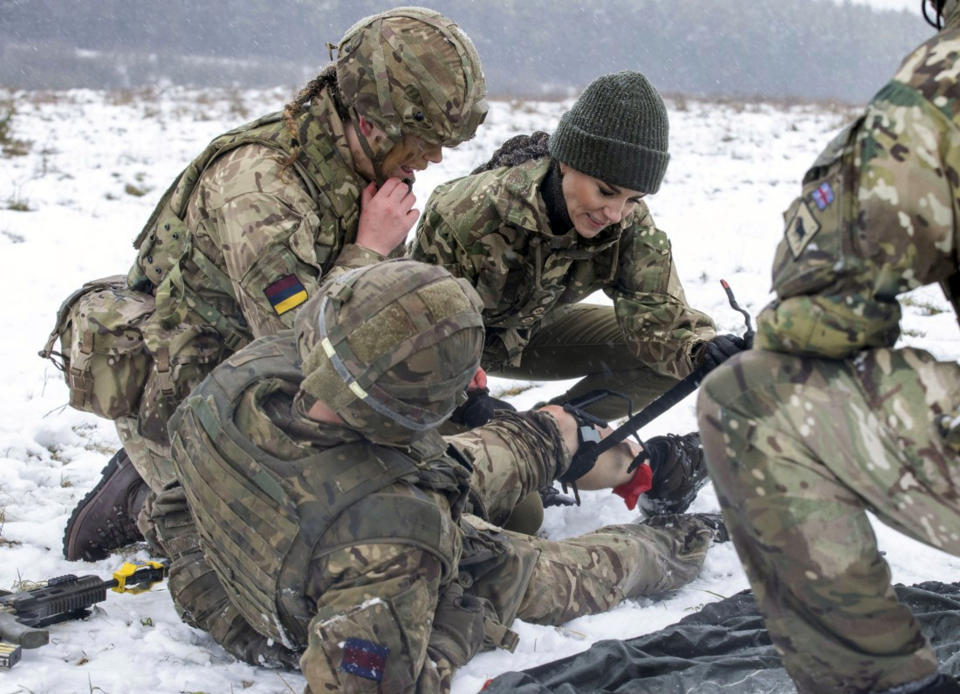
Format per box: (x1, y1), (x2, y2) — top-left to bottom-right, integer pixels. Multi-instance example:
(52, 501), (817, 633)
(448, 388), (517, 428)
(539, 485), (577, 508)
(696, 334), (749, 372)
(636, 432), (709, 516)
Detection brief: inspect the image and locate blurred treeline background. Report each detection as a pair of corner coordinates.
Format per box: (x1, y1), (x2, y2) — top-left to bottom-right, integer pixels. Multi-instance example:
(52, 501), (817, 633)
(0, 0), (930, 102)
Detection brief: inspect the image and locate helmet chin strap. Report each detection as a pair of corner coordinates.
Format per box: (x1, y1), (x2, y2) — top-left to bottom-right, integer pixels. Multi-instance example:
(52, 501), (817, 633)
(351, 111), (406, 188)
(351, 118), (387, 187)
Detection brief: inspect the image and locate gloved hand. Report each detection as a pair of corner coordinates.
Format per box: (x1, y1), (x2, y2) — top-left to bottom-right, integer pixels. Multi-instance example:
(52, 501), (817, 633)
(696, 334), (749, 371)
(448, 388), (517, 428)
(539, 485), (577, 508)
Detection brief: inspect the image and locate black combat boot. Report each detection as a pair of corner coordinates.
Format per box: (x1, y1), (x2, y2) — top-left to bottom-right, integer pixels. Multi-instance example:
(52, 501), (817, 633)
(642, 511), (730, 543)
(62, 449), (150, 561)
(636, 432), (709, 516)
(539, 485), (576, 508)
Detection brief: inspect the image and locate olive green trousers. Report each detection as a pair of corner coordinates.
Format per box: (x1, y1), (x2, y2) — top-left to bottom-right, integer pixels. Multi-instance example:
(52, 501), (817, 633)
(489, 303), (681, 422)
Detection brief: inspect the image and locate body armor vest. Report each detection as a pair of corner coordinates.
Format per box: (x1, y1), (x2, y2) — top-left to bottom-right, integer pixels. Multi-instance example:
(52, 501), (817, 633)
(168, 334), (466, 649)
(129, 92), (362, 352)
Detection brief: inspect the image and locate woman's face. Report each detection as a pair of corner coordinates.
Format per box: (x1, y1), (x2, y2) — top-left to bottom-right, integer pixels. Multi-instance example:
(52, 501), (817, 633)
(379, 133), (443, 184)
(559, 163), (645, 238)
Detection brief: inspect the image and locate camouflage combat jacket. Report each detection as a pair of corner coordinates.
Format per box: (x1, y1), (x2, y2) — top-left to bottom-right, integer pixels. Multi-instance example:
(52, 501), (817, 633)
(129, 89), (383, 351)
(169, 335), (535, 691)
(757, 4), (960, 358)
(411, 157), (716, 378)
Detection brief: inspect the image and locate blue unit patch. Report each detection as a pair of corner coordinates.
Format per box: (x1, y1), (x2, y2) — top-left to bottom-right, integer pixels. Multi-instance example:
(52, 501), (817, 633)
(340, 637), (390, 682)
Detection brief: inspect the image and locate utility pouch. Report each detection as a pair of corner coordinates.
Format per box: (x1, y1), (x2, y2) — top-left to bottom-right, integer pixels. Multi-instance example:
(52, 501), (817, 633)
(136, 322), (225, 444)
(40, 276), (155, 420)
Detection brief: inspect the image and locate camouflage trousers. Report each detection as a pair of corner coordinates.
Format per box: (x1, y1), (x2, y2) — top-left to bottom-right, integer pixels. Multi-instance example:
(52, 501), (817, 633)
(299, 415), (715, 692)
(115, 416), (176, 493)
(697, 347), (960, 694)
(115, 416), (175, 545)
(451, 412), (713, 625)
(488, 303), (681, 421)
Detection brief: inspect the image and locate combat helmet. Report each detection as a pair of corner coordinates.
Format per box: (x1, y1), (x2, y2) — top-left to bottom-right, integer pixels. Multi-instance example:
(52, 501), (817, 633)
(335, 7), (488, 179)
(296, 260), (484, 445)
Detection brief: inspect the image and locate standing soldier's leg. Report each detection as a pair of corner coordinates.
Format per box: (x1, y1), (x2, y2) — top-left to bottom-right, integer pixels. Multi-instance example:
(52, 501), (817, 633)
(697, 348), (960, 693)
(491, 303), (680, 422)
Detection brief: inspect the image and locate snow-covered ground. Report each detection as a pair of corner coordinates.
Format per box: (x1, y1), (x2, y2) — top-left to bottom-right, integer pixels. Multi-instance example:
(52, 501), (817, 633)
(0, 86), (958, 694)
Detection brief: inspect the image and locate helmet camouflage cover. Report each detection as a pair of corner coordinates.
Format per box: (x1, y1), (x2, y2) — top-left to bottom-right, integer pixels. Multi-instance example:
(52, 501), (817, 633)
(296, 260), (485, 444)
(335, 6), (488, 147)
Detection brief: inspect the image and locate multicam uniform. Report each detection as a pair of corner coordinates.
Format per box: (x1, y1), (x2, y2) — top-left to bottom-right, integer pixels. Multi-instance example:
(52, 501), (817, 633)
(412, 157), (717, 420)
(106, 6), (487, 495)
(697, 5), (960, 692)
(119, 91), (380, 491)
(151, 334), (715, 693)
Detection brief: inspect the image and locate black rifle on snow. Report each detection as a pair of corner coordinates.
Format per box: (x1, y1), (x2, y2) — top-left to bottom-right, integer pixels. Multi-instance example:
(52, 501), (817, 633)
(0, 559), (168, 669)
(551, 280), (754, 505)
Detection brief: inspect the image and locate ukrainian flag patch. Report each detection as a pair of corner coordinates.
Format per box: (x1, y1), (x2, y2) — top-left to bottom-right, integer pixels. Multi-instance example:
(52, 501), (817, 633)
(264, 274), (308, 315)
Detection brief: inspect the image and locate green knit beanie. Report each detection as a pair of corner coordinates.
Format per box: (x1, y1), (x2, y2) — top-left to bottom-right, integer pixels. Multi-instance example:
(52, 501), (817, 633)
(549, 71), (670, 194)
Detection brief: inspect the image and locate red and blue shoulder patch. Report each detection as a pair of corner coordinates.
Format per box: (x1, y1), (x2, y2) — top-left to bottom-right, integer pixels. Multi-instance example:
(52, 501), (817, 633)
(810, 181), (834, 211)
(340, 637), (389, 682)
(264, 274), (307, 315)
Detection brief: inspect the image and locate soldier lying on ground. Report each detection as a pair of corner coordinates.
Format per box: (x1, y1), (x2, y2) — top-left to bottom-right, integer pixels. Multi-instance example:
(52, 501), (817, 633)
(150, 259), (728, 693)
(410, 71), (746, 528)
(697, 1), (960, 692)
(50, 7), (488, 562)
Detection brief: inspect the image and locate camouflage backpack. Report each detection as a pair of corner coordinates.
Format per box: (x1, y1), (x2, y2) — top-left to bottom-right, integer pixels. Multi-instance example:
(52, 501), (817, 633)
(39, 276), (155, 419)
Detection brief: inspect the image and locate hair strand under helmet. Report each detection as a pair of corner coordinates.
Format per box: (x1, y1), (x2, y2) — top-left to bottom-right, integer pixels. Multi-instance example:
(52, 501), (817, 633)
(335, 7), (488, 182)
(923, 0), (954, 28)
(549, 71), (670, 194)
(297, 260), (485, 444)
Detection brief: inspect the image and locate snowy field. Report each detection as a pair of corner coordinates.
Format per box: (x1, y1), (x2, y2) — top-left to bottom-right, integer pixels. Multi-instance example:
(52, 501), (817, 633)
(0, 85), (958, 694)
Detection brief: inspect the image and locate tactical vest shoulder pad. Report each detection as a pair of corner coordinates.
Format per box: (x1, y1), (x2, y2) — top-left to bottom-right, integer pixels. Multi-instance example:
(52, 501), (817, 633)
(771, 115), (866, 299)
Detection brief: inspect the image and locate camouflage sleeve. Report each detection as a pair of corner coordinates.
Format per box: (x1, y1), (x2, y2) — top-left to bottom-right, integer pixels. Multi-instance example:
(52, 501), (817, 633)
(410, 196), (482, 283)
(202, 146), (383, 339)
(301, 543), (446, 692)
(609, 208), (717, 379)
(756, 83), (959, 357)
(446, 409), (569, 524)
(411, 195), (521, 313)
